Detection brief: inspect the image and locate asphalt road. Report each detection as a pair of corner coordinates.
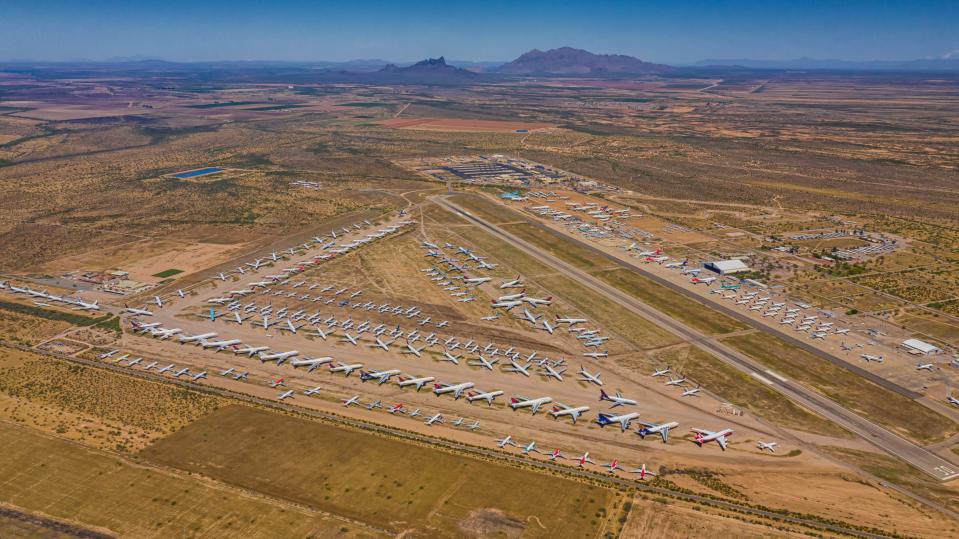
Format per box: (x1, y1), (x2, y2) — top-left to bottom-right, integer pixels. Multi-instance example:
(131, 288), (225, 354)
(435, 195), (959, 482)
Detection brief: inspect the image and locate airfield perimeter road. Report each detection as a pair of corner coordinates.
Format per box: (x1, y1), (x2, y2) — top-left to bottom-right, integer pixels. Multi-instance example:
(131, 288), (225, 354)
(434, 195), (959, 482)
(5, 342), (898, 539)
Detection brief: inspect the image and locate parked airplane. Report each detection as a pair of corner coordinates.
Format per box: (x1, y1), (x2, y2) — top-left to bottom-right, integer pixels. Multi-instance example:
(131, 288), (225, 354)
(541, 365), (566, 382)
(651, 367), (670, 378)
(342, 395), (360, 407)
(397, 376), (434, 390)
(757, 441), (778, 453)
(467, 389), (504, 406)
(268, 377), (286, 388)
(201, 338), (242, 350)
(277, 390), (295, 400)
(505, 359), (532, 377)
(597, 411), (641, 432)
(424, 413), (444, 426)
(233, 345), (269, 357)
(629, 463), (657, 479)
(434, 381), (474, 399)
(691, 428), (733, 450)
(124, 305), (154, 316)
(179, 332), (217, 343)
(509, 395), (553, 415)
(636, 421), (679, 443)
(916, 362), (934, 371)
(549, 403), (590, 424)
(500, 277), (523, 289)
(360, 369), (401, 384)
(259, 350), (299, 364)
(665, 377), (686, 387)
(575, 451), (595, 467)
(495, 435), (517, 448)
(599, 389), (637, 408)
(329, 362), (363, 377)
(603, 460), (625, 474)
(681, 386), (702, 397)
(578, 367), (603, 386)
(520, 441), (542, 455)
(291, 357), (334, 372)
(583, 351), (608, 359)
(861, 354), (884, 363)
(304, 386), (323, 396)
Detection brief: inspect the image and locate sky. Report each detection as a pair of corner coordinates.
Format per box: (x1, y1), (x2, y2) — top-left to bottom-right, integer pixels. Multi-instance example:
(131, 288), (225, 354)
(0, 0), (956, 64)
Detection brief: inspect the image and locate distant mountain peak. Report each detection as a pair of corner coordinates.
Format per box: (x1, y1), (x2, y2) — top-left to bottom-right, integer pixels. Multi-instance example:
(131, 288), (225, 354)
(498, 47), (671, 75)
(373, 55), (477, 84)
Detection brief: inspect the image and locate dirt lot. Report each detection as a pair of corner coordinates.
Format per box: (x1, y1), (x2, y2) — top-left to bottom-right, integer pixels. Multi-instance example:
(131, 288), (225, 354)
(379, 117), (555, 132)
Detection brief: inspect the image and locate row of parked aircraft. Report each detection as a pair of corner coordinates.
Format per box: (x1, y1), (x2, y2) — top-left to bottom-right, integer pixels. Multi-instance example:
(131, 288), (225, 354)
(98, 349), (209, 381)
(1, 281), (101, 311)
(494, 436), (657, 477)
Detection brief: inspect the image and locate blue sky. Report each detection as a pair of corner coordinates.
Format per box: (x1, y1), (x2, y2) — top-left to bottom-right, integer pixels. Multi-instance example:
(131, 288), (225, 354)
(0, 0), (955, 63)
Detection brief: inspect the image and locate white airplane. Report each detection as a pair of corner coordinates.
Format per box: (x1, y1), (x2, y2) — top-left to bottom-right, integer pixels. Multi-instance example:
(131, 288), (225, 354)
(403, 343), (425, 358)
(520, 441), (542, 455)
(916, 363), (934, 371)
(74, 298), (100, 311)
(291, 357), (334, 372)
(541, 365), (566, 382)
(681, 386), (702, 397)
(360, 369), (401, 384)
(509, 395), (553, 415)
(304, 386), (323, 396)
(757, 441), (778, 453)
(268, 377), (287, 388)
(555, 317), (587, 326)
(467, 389), (504, 405)
(597, 411), (640, 432)
(549, 403), (590, 424)
(583, 351), (608, 359)
(157, 364), (176, 374)
(948, 395), (959, 407)
(179, 332), (217, 343)
(463, 276), (492, 285)
(201, 338), (242, 350)
(440, 351), (461, 365)
(397, 376), (434, 390)
(629, 463), (657, 479)
(470, 355), (499, 371)
(340, 332), (359, 346)
(433, 382), (474, 399)
(424, 413), (444, 426)
(505, 359), (532, 377)
(665, 377), (686, 387)
(691, 276), (716, 285)
(259, 350), (299, 364)
(124, 305), (154, 316)
(648, 366), (673, 380)
(366, 400), (383, 410)
(495, 435), (517, 448)
(578, 367), (603, 386)
(523, 296), (552, 306)
(370, 337), (393, 352)
(600, 389), (636, 407)
(635, 421), (680, 443)
(277, 390), (295, 400)
(861, 354), (884, 363)
(500, 277), (523, 289)
(329, 362), (363, 377)
(491, 299), (523, 310)
(691, 428), (734, 450)
(234, 345), (269, 357)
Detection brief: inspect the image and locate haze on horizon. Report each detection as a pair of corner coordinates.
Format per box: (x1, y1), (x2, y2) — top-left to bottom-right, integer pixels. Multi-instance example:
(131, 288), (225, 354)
(0, 0), (956, 64)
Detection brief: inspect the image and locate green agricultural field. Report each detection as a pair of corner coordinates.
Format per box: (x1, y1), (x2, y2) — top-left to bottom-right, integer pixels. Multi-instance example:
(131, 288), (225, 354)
(723, 332), (957, 444)
(152, 268), (184, 278)
(142, 405), (621, 538)
(0, 422), (378, 538)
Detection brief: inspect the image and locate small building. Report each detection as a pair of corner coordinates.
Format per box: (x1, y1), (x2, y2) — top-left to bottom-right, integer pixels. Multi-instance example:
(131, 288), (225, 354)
(705, 259), (751, 275)
(902, 338), (942, 356)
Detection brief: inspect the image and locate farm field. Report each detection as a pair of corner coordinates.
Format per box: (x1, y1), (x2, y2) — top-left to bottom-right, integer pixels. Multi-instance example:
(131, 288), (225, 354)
(0, 421), (379, 538)
(141, 405), (623, 537)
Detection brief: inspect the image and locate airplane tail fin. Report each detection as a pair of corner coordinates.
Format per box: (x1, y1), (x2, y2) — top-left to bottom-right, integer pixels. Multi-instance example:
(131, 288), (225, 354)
(599, 389), (609, 401)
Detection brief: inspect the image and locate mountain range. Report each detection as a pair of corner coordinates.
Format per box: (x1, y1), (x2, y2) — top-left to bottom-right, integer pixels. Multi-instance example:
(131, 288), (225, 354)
(497, 47), (671, 75)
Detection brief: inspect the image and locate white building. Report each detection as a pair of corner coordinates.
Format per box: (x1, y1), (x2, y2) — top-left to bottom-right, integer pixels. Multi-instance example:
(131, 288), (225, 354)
(705, 259), (751, 275)
(902, 338), (942, 356)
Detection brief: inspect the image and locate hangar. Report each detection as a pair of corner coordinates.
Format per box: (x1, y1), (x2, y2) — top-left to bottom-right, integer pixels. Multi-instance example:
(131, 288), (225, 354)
(705, 259), (751, 275)
(902, 338), (942, 356)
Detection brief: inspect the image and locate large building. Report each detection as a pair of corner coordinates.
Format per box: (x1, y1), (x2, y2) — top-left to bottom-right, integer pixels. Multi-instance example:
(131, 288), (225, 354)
(901, 338), (942, 356)
(704, 259), (751, 275)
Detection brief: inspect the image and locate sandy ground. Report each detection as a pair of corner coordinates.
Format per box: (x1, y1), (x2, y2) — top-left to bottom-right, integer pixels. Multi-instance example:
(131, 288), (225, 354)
(379, 118), (556, 132)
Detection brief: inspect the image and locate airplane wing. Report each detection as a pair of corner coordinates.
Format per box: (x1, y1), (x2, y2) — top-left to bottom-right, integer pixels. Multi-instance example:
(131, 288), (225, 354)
(717, 435), (728, 450)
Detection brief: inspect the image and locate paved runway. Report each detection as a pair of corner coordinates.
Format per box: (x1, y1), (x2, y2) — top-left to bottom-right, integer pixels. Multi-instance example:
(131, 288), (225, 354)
(435, 194), (959, 482)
